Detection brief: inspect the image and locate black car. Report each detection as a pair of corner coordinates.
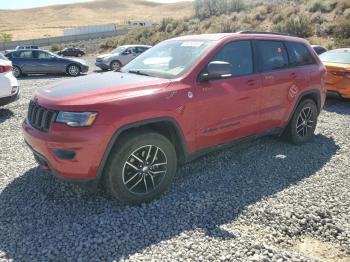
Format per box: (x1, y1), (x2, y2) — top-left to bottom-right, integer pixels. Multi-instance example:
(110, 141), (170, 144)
(312, 45), (328, 55)
(5, 49), (89, 77)
(57, 47), (85, 57)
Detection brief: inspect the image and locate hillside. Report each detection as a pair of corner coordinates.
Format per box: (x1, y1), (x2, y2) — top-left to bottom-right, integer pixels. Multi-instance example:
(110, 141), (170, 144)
(0, 0), (193, 40)
(96, 0), (350, 51)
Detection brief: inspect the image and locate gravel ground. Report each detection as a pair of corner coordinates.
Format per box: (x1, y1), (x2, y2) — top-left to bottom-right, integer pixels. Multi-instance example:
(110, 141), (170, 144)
(0, 58), (349, 262)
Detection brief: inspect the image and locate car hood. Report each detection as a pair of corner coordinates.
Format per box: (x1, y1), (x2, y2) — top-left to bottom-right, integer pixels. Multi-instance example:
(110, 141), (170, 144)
(97, 54), (113, 59)
(35, 71), (171, 107)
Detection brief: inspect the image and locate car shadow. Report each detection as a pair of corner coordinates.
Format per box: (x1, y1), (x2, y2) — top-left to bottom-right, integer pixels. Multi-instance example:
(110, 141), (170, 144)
(0, 108), (14, 124)
(0, 134), (339, 261)
(324, 96), (350, 115)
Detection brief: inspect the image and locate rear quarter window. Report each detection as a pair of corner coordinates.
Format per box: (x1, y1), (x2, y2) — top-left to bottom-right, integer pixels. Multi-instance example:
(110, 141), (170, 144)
(255, 40), (289, 72)
(286, 42), (316, 67)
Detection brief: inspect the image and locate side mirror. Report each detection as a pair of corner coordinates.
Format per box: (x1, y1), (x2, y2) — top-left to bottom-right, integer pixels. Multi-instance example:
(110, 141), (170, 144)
(199, 61), (232, 82)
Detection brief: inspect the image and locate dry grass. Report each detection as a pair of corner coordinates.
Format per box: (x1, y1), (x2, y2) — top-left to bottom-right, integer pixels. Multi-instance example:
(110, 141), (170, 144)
(0, 0), (193, 40)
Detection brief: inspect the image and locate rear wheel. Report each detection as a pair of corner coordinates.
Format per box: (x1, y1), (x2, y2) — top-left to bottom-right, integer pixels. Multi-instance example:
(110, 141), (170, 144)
(284, 99), (318, 144)
(67, 64), (81, 77)
(110, 60), (121, 71)
(12, 66), (21, 78)
(103, 131), (177, 205)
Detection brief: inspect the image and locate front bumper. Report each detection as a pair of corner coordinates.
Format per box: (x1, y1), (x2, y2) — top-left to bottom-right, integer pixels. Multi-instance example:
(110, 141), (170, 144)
(95, 61), (110, 70)
(22, 118), (107, 183)
(80, 64), (89, 74)
(0, 88), (20, 106)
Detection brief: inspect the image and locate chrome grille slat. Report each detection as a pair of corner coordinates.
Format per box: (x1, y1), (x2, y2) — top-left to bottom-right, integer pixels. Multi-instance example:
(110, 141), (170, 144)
(27, 101), (56, 132)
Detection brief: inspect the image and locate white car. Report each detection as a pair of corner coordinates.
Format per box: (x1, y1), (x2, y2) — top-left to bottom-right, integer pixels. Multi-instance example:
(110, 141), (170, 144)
(0, 53), (19, 107)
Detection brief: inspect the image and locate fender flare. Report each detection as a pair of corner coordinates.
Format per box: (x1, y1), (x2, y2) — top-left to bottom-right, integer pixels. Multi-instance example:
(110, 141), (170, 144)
(96, 117), (188, 180)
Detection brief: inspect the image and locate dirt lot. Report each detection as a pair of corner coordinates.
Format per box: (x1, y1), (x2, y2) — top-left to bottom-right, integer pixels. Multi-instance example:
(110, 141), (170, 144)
(0, 57), (349, 261)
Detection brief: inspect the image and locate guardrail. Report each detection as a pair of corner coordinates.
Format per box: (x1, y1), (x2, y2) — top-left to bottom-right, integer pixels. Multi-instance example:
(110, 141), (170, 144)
(0, 29), (129, 51)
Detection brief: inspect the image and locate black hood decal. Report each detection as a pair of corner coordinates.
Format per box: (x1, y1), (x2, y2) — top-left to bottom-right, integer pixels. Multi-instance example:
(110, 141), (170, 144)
(38, 72), (162, 99)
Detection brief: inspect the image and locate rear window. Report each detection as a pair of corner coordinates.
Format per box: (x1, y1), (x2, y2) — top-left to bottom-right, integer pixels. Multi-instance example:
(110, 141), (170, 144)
(286, 42), (316, 67)
(256, 41), (288, 72)
(320, 51), (350, 64)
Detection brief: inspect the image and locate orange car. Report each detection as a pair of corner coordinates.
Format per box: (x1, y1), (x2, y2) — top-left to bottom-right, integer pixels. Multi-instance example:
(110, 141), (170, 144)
(319, 48), (350, 98)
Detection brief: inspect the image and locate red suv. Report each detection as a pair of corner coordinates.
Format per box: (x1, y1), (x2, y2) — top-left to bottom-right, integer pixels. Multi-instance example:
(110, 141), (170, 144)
(22, 32), (326, 205)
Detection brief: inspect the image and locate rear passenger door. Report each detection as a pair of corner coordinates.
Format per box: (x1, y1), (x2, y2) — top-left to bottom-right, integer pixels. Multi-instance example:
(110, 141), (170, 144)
(14, 51), (36, 73)
(255, 40), (294, 130)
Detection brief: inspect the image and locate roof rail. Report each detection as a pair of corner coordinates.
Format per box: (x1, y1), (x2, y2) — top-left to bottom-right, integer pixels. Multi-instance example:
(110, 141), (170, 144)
(237, 31), (296, 37)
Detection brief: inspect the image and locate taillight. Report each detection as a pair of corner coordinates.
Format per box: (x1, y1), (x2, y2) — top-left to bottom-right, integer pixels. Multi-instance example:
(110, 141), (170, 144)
(0, 65), (12, 73)
(330, 71), (350, 79)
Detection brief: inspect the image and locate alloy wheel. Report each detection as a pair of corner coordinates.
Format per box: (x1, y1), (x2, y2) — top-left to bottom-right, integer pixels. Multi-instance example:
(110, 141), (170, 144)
(296, 107), (314, 137)
(122, 145), (167, 195)
(68, 65), (79, 76)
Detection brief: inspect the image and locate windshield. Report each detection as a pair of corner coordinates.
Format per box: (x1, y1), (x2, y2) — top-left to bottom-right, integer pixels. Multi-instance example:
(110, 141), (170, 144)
(320, 51), (350, 64)
(122, 40), (215, 79)
(112, 46), (127, 54)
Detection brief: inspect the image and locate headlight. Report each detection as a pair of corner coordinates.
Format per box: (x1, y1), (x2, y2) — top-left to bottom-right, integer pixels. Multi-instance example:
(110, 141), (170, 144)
(56, 111), (98, 127)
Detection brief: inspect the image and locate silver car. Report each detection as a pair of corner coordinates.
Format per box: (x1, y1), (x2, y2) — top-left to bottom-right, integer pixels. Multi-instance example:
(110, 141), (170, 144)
(95, 45), (151, 71)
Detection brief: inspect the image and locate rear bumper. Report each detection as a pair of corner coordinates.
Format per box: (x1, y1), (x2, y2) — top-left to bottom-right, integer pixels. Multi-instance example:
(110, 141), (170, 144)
(0, 88), (20, 106)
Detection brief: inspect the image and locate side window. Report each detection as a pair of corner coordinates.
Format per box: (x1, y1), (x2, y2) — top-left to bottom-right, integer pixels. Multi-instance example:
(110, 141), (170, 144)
(33, 51), (51, 59)
(18, 51), (33, 59)
(210, 40), (253, 77)
(256, 41), (288, 72)
(286, 42), (316, 67)
(136, 47), (147, 53)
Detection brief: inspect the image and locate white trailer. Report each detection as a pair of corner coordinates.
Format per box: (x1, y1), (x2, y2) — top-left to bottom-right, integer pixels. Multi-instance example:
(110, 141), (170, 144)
(64, 24), (117, 36)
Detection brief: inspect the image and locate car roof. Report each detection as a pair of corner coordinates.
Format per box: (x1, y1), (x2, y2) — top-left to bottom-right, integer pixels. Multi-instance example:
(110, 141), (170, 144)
(170, 32), (305, 43)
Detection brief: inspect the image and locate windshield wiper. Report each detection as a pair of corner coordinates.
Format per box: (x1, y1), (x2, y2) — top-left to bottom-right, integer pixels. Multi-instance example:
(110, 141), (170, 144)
(127, 70), (152, 77)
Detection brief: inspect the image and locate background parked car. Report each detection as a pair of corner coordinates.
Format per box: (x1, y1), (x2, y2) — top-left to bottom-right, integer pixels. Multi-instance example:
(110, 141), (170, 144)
(57, 47), (85, 57)
(320, 48), (350, 99)
(95, 45), (151, 71)
(5, 49), (89, 77)
(0, 53), (19, 107)
(312, 45), (328, 55)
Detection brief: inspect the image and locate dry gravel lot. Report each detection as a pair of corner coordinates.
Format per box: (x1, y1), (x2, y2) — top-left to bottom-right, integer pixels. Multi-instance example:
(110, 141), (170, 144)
(0, 57), (349, 262)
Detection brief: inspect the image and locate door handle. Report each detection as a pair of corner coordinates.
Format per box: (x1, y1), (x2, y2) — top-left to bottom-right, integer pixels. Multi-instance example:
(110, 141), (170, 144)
(290, 72), (297, 79)
(247, 79), (256, 86)
(265, 75), (274, 80)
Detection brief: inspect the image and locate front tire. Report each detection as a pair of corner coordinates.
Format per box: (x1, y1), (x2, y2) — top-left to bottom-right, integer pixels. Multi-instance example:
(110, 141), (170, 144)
(110, 60), (121, 71)
(284, 99), (318, 144)
(67, 64), (81, 77)
(103, 131), (177, 205)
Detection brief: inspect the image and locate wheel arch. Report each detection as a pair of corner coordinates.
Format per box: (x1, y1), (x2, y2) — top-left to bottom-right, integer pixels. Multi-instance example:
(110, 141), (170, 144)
(65, 63), (81, 73)
(282, 89), (321, 135)
(96, 117), (188, 181)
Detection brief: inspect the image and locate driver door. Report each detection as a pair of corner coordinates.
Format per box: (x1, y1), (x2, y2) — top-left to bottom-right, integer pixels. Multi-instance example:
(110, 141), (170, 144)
(193, 40), (263, 150)
(120, 47), (137, 65)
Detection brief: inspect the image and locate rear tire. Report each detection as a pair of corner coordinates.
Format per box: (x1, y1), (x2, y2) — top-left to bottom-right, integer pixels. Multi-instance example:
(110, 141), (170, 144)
(67, 64), (81, 77)
(12, 66), (21, 78)
(103, 131), (177, 205)
(284, 99), (318, 144)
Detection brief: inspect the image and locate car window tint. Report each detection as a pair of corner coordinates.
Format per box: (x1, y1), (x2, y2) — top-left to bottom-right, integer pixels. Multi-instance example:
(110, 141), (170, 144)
(19, 51), (33, 59)
(210, 40), (253, 77)
(33, 51), (51, 59)
(256, 41), (288, 72)
(136, 47), (146, 53)
(286, 42), (316, 67)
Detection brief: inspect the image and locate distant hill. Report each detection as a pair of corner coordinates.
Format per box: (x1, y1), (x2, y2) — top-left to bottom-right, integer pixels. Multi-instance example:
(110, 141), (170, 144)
(0, 0), (193, 40)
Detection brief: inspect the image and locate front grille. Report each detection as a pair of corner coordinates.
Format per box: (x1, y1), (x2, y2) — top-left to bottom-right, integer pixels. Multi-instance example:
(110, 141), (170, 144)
(27, 101), (57, 132)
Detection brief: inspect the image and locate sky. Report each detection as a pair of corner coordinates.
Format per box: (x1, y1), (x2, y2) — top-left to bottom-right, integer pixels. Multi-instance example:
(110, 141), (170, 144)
(0, 0), (192, 10)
